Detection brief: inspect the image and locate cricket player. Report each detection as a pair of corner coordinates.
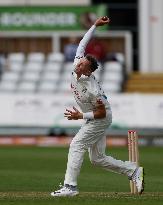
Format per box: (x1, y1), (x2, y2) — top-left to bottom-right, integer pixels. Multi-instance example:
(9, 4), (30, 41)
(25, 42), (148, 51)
(51, 17), (144, 197)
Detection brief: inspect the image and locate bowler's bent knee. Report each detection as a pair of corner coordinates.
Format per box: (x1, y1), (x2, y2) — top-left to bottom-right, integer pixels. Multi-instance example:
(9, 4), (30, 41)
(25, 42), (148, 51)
(90, 156), (105, 166)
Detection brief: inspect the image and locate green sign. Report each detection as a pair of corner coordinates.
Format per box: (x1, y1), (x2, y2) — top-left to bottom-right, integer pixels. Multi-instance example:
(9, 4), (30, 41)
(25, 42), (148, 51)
(0, 5), (107, 31)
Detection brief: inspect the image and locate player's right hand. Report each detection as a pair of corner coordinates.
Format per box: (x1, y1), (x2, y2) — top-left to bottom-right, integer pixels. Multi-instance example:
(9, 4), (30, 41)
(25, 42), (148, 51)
(94, 17), (110, 27)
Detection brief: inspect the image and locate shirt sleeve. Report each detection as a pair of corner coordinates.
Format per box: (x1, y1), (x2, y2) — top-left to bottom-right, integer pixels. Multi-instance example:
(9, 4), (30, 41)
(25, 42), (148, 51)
(73, 25), (96, 67)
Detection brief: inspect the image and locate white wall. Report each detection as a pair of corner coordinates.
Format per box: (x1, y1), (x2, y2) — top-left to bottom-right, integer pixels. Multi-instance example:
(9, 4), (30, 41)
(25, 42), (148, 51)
(139, 0), (163, 73)
(0, 0), (26, 5)
(0, 0), (90, 5)
(0, 93), (162, 128)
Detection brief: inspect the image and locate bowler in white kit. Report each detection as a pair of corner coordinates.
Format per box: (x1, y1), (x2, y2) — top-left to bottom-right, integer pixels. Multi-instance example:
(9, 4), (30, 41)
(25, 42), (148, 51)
(51, 17), (144, 197)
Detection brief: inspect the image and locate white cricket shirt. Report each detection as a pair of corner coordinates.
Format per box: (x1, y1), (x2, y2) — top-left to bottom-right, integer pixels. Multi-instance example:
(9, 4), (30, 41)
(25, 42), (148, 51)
(70, 25), (112, 115)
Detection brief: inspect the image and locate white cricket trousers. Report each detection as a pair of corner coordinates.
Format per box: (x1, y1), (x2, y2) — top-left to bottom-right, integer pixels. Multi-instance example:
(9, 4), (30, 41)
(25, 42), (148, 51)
(64, 117), (136, 186)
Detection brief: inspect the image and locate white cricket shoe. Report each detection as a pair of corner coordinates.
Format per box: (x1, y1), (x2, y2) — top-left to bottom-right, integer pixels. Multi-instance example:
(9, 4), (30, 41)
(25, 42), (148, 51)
(51, 184), (79, 197)
(132, 167), (145, 194)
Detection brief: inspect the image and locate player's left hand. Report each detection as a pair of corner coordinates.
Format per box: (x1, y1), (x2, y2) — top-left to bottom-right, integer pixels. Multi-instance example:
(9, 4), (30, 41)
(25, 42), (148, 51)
(64, 106), (83, 120)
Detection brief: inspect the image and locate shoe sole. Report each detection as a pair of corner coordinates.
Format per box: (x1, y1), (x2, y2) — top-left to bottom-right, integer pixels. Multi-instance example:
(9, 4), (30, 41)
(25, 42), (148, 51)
(139, 167), (145, 195)
(51, 191), (79, 197)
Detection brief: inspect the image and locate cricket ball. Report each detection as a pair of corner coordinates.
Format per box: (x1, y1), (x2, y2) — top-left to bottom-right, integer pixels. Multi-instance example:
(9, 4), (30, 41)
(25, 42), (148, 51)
(102, 16), (108, 21)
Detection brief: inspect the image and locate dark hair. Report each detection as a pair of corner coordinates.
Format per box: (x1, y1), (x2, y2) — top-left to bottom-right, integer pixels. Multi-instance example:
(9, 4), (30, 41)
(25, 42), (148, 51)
(85, 54), (99, 72)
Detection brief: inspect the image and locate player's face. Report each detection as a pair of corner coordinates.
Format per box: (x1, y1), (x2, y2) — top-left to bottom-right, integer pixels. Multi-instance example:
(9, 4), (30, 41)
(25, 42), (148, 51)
(76, 58), (92, 76)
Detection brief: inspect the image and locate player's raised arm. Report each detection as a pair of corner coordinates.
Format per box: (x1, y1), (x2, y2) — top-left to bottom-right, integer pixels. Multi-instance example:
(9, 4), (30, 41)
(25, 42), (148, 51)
(74, 16), (110, 64)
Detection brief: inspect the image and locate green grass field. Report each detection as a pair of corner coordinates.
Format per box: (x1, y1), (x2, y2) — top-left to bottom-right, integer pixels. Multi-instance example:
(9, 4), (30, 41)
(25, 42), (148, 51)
(0, 146), (163, 205)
